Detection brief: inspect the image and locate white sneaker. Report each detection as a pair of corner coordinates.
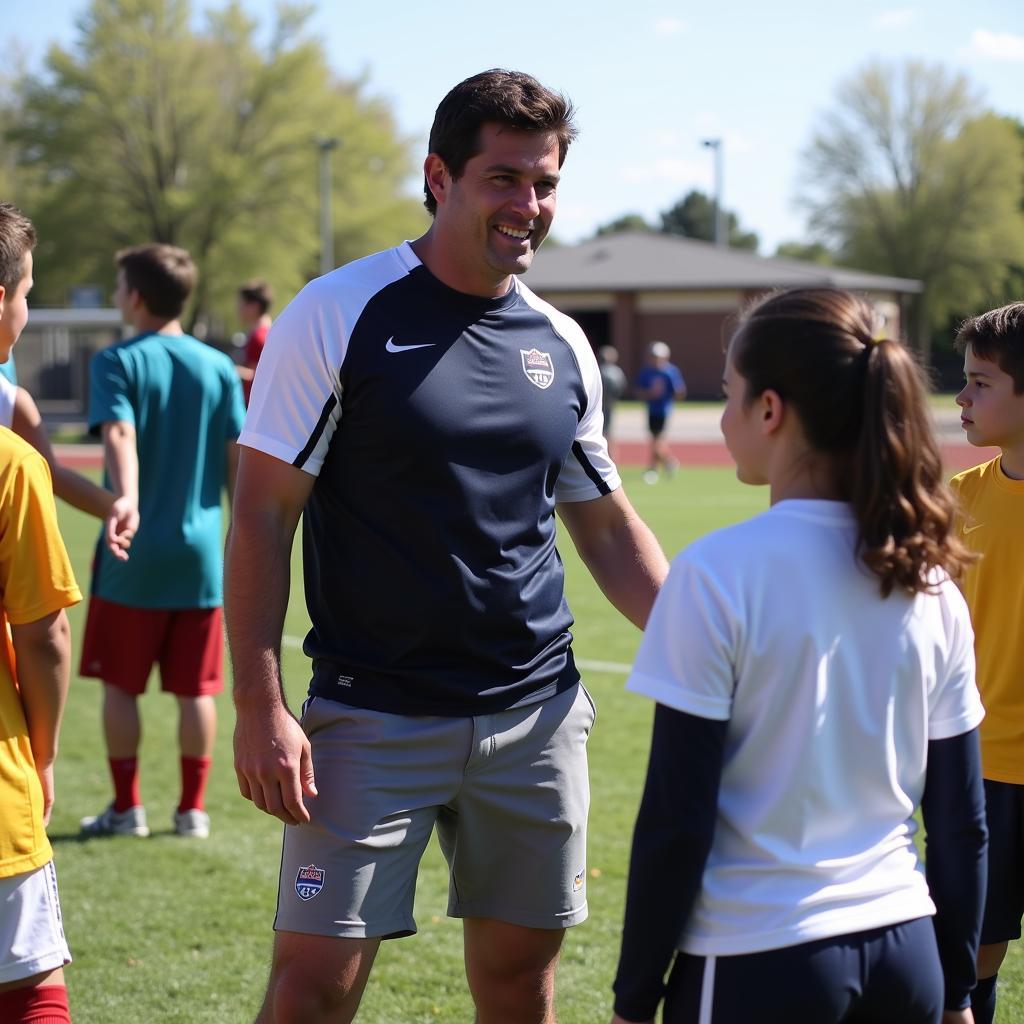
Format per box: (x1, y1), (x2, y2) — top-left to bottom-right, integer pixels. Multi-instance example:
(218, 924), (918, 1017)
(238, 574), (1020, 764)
(643, 470), (659, 485)
(173, 808), (210, 839)
(80, 804), (150, 838)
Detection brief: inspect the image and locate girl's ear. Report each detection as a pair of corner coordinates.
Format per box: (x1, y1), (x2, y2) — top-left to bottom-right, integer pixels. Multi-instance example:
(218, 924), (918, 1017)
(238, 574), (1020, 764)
(0, 283), (6, 319)
(759, 389), (785, 436)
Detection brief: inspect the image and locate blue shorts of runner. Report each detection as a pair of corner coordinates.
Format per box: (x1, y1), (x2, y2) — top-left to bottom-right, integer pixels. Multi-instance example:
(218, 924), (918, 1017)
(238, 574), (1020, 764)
(662, 917), (943, 1024)
(981, 778), (1024, 945)
(274, 682), (596, 940)
(648, 411), (667, 437)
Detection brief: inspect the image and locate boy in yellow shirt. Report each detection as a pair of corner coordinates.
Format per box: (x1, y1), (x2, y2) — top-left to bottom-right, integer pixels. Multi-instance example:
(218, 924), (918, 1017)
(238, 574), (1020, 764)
(951, 301), (1024, 1024)
(0, 203), (82, 1022)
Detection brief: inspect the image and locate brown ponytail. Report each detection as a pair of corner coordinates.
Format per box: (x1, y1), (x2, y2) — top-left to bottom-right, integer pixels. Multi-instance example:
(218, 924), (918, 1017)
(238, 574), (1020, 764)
(732, 288), (972, 596)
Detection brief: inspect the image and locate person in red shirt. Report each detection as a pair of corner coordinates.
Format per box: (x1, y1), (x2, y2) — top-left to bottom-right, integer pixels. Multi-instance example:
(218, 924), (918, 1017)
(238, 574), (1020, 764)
(236, 280), (273, 405)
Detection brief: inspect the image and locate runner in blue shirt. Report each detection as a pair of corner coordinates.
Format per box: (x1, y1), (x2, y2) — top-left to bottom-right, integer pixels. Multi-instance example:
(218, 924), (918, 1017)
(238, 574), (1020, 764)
(636, 340), (686, 483)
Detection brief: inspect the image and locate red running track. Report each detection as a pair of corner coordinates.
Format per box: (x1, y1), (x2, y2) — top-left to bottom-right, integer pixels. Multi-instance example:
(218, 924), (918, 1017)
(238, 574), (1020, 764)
(610, 441), (999, 473)
(60, 442), (999, 474)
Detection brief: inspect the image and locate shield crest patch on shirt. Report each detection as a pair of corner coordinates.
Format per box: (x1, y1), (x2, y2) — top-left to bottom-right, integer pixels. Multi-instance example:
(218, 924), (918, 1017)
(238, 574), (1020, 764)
(521, 348), (554, 390)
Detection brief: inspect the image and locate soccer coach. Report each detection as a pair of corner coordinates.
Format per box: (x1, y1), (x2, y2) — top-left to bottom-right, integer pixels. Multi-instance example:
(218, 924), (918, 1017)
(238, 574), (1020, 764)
(226, 69), (668, 1024)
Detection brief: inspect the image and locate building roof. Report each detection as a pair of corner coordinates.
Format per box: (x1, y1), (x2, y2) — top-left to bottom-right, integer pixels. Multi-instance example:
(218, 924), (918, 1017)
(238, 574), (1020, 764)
(524, 232), (922, 295)
(28, 307), (123, 326)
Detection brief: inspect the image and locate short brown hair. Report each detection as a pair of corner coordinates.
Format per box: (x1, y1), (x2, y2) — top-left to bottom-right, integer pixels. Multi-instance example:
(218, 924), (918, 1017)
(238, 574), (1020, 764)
(955, 302), (1024, 394)
(237, 279), (272, 315)
(116, 243), (196, 320)
(0, 202), (37, 293)
(423, 69), (577, 216)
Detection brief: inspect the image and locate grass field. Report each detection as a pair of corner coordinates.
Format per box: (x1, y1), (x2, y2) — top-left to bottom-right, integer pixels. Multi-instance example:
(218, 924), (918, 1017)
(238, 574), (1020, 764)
(47, 466), (1022, 1022)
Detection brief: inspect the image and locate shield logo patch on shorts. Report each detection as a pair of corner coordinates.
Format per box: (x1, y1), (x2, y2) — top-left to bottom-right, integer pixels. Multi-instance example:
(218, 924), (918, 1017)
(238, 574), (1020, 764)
(295, 864), (325, 901)
(521, 348), (555, 390)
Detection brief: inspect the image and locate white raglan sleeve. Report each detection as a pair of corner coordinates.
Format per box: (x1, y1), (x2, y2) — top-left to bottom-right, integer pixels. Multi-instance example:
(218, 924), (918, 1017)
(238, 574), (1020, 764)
(240, 277), (349, 476)
(626, 550), (738, 721)
(927, 579), (985, 741)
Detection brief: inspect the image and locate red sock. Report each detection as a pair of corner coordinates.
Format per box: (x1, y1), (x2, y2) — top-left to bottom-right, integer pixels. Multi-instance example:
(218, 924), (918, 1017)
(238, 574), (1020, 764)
(0, 984), (71, 1023)
(108, 757), (140, 813)
(178, 755), (212, 813)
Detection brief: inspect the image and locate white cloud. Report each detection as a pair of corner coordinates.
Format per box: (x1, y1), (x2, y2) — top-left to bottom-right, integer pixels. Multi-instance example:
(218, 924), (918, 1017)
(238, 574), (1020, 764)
(963, 29), (1024, 61)
(653, 17), (686, 36)
(620, 157), (708, 186)
(870, 9), (916, 30)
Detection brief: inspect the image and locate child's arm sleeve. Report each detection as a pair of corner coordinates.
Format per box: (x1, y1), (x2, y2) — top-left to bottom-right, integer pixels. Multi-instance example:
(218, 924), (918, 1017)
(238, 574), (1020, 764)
(612, 704), (727, 1022)
(920, 728), (987, 1012)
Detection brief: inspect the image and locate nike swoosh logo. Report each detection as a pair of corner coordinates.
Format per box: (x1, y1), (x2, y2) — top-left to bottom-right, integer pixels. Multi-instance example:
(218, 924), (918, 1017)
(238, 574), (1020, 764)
(385, 337), (436, 353)
(963, 523), (985, 535)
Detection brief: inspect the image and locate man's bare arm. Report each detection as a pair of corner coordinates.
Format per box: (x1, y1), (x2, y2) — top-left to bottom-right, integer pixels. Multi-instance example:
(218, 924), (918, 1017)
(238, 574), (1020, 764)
(225, 446), (316, 825)
(557, 488), (668, 630)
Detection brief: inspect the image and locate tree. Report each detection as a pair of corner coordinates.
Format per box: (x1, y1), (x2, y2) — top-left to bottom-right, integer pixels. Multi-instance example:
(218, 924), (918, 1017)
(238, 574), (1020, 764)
(774, 241), (833, 265)
(800, 60), (1024, 359)
(594, 213), (654, 236)
(5, 0), (426, 330)
(658, 190), (759, 251)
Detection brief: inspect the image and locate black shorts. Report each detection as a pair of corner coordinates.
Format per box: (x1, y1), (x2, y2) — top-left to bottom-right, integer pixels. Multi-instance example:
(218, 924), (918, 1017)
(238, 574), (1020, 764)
(663, 917), (943, 1024)
(648, 411), (667, 437)
(981, 778), (1024, 945)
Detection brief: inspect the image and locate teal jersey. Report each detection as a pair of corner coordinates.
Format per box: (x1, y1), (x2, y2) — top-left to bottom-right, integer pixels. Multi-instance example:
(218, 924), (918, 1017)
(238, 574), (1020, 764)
(88, 332), (245, 608)
(0, 357), (16, 385)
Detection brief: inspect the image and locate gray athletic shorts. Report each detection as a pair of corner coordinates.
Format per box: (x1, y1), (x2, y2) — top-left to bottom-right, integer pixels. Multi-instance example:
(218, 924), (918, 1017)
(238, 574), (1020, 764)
(274, 682), (596, 939)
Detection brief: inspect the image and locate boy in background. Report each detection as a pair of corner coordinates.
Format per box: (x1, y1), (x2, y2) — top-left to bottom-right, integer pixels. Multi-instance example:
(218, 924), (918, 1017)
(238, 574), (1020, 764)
(235, 279), (272, 405)
(951, 301), (1024, 1024)
(79, 243), (245, 840)
(0, 201), (81, 1024)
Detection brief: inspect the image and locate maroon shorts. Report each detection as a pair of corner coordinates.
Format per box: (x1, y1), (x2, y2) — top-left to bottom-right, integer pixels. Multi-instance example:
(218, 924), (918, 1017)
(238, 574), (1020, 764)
(79, 596), (224, 697)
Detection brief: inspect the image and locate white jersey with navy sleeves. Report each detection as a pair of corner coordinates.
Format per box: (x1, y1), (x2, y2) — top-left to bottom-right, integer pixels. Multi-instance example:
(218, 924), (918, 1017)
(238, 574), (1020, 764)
(626, 499), (984, 957)
(241, 242), (620, 716)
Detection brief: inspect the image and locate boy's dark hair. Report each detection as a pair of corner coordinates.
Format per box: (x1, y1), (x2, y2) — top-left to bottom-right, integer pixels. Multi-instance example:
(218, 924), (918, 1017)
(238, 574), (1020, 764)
(237, 278), (274, 313)
(0, 202), (37, 293)
(237, 279), (273, 315)
(423, 69), (577, 216)
(955, 302), (1024, 394)
(116, 243), (196, 320)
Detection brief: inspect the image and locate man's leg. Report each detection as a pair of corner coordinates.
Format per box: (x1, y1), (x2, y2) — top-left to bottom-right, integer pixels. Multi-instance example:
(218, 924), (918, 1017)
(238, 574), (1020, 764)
(464, 918), (564, 1024)
(256, 932), (379, 1024)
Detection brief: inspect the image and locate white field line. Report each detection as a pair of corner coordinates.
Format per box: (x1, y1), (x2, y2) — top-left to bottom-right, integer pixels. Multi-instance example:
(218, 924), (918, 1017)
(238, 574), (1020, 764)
(280, 634), (631, 675)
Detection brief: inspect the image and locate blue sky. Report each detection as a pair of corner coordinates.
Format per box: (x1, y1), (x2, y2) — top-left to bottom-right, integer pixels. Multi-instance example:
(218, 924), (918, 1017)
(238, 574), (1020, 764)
(8, 1), (1024, 252)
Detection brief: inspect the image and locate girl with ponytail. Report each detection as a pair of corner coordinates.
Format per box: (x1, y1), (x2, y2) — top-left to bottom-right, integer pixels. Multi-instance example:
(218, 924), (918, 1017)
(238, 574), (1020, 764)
(611, 289), (987, 1024)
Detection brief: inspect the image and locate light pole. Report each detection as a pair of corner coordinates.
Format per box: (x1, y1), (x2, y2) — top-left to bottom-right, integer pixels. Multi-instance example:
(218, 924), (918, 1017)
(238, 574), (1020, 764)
(317, 137), (339, 275)
(701, 138), (726, 247)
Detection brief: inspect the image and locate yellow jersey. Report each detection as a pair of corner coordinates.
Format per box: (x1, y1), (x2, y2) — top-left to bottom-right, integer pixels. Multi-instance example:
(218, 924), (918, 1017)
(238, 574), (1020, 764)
(0, 428), (81, 879)
(950, 456), (1024, 784)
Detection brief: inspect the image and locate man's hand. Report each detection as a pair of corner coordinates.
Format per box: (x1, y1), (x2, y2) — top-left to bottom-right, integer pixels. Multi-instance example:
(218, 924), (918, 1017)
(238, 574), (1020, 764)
(233, 703), (317, 826)
(105, 495), (139, 561)
(36, 758), (55, 826)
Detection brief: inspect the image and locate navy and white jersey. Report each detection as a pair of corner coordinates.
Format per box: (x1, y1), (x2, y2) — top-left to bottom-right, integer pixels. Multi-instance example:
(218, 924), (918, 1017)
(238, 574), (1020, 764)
(241, 242), (620, 716)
